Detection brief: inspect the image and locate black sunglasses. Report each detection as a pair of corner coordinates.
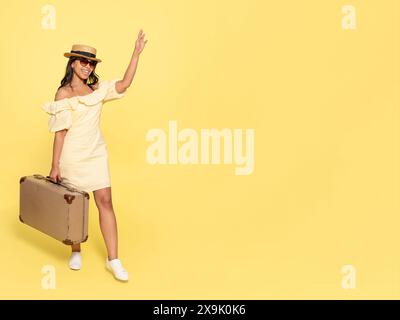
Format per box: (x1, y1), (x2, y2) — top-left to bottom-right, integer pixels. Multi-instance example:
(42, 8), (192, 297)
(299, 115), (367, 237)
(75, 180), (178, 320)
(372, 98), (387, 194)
(75, 57), (97, 67)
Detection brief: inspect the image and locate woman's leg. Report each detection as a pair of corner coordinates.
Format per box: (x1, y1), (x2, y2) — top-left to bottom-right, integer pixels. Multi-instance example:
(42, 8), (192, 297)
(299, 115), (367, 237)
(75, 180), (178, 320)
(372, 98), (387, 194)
(69, 241), (82, 270)
(71, 243), (81, 252)
(93, 186), (118, 260)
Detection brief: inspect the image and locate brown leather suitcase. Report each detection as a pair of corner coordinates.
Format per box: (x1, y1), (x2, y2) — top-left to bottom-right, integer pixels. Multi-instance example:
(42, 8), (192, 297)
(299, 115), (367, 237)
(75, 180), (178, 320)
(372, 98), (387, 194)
(19, 174), (90, 245)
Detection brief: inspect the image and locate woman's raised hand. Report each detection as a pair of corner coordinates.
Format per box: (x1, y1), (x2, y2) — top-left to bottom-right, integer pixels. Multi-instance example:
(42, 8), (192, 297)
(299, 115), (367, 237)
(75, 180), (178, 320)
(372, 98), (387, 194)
(134, 29), (148, 56)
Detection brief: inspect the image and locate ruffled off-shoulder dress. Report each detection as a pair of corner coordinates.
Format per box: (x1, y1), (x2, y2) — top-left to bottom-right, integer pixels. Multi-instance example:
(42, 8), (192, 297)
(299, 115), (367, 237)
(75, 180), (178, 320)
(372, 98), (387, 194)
(42, 79), (126, 193)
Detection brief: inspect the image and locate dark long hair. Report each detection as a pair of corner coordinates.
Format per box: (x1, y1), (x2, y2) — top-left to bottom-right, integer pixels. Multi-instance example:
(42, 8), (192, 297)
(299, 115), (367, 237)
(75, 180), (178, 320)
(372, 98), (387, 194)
(58, 57), (100, 91)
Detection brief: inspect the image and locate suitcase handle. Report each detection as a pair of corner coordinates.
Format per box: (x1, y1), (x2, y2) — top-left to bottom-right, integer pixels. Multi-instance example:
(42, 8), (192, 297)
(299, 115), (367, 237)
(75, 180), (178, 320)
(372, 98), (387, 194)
(33, 174), (82, 194)
(45, 175), (80, 192)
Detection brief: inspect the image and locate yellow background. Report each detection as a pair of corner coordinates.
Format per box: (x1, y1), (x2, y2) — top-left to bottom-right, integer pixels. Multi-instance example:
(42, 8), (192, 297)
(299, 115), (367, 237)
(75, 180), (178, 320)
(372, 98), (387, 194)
(0, 0), (399, 299)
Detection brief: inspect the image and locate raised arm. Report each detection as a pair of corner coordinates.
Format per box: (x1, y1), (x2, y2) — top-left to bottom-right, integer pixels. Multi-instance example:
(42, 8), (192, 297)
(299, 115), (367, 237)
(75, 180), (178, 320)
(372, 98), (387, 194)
(115, 29), (148, 94)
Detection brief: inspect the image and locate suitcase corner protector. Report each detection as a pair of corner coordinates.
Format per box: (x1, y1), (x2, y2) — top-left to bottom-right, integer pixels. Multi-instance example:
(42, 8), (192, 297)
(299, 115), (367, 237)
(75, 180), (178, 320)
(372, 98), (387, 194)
(19, 176), (27, 184)
(19, 215), (24, 223)
(63, 194), (76, 204)
(62, 239), (74, 245)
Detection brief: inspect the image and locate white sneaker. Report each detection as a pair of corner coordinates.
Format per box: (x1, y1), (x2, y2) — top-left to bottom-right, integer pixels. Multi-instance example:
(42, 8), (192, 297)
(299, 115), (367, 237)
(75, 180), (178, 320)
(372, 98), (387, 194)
(69, 252), (82, 270)
(105, 258), (129, 281)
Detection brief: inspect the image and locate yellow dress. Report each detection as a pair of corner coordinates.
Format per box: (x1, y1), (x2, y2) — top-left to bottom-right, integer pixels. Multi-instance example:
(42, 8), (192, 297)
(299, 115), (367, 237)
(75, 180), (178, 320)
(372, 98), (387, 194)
(42, 79), (126, 192)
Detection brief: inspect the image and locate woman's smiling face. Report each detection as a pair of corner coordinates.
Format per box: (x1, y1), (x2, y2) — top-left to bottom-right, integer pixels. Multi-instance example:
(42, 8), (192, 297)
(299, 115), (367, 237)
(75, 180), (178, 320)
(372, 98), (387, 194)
(72, 57), (97, 78)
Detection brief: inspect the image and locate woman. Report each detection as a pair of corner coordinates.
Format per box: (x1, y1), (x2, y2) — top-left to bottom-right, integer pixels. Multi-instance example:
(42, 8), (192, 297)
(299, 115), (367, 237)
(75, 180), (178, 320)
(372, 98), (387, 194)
(42, 30), (147, 281)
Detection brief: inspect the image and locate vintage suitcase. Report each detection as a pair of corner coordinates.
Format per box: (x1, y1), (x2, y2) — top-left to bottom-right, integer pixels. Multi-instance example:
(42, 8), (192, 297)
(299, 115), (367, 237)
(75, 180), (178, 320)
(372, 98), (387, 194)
(19, 174), (90, 245)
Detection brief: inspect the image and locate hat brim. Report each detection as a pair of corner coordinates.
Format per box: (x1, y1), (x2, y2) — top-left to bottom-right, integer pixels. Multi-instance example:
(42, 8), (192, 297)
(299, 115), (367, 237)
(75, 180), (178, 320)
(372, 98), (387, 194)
(64, 53), (102, 63)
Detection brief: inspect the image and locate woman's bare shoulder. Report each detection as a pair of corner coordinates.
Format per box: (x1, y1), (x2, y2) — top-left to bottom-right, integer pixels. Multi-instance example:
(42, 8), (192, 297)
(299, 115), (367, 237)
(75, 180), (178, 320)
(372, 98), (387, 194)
(54, 87), (70, 101)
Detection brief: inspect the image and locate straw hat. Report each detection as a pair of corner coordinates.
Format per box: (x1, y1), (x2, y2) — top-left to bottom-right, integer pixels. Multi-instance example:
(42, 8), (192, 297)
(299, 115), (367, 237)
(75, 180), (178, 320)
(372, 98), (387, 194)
(64, 44), (102, 63)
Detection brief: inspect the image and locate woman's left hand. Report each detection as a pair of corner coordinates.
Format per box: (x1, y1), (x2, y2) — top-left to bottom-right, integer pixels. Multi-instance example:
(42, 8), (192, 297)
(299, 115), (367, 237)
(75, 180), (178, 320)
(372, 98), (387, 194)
(134, 29), (148, 56)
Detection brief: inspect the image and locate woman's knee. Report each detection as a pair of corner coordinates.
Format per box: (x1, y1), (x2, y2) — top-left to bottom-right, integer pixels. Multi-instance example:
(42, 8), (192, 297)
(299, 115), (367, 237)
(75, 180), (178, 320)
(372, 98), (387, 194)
(94, 189), (113, 209)
(98, 196), (113, 209)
